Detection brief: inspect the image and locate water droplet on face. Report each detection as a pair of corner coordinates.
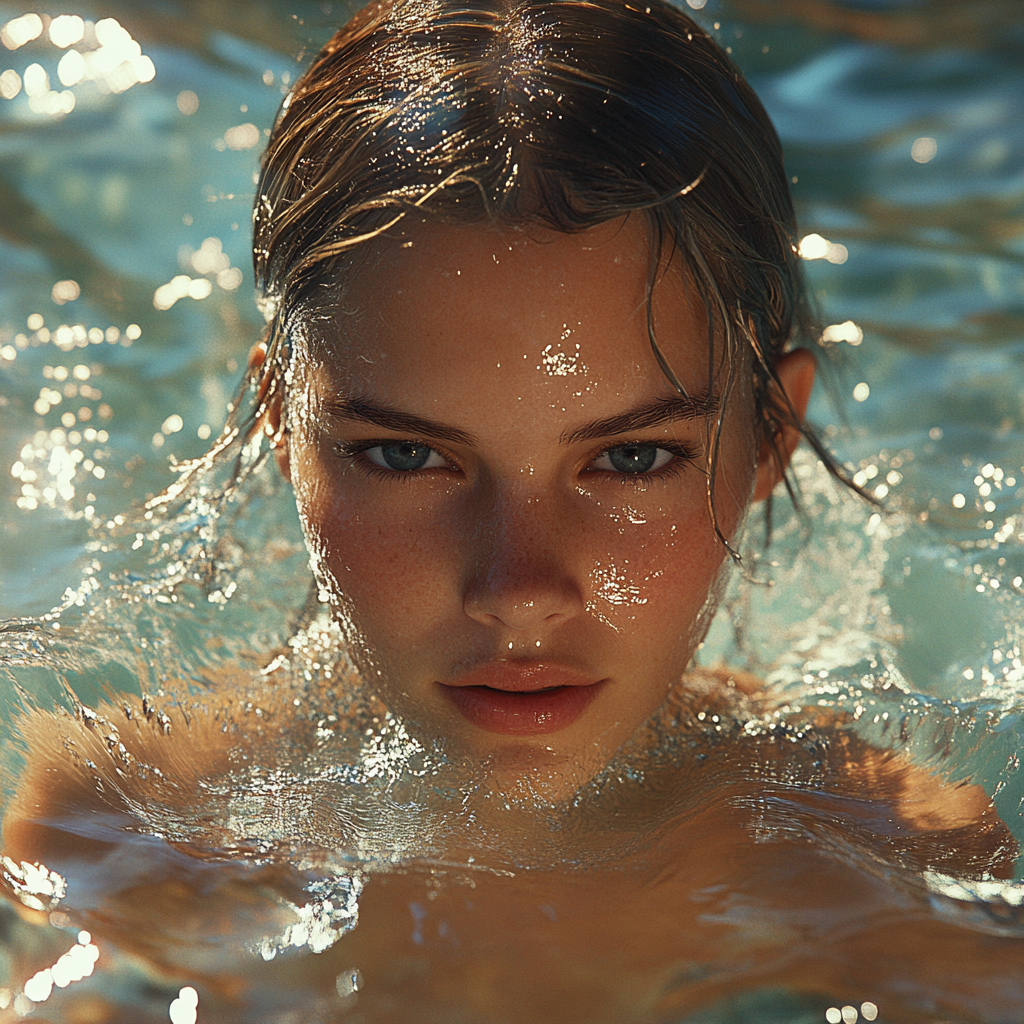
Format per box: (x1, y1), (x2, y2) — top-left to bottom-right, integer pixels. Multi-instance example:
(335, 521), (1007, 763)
(336, 968), (363, 998)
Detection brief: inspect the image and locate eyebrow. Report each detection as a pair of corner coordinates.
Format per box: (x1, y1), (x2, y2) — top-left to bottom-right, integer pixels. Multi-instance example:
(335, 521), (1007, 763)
(324, 390), (719, 448)
(560, 391), (720, 444)
(323, 398), (477, 446)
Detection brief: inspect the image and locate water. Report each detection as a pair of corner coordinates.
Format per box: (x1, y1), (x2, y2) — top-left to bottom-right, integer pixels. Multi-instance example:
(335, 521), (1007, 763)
(1, 0), (1023, 1020)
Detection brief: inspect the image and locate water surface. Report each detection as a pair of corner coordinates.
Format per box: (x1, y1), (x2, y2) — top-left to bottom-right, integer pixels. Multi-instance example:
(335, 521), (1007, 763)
(1, 1), (1023, 1020)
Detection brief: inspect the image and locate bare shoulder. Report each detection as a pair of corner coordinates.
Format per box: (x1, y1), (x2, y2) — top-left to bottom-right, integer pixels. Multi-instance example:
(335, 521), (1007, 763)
(1, 670), (303, 865)
(815, 726), (999, 830)
(681, 664), (1016, 875)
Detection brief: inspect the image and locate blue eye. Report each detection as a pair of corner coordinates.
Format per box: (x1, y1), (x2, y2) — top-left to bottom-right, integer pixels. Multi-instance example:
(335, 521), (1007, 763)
(591, 444), (676, 475)
(365, 442), (448, 472)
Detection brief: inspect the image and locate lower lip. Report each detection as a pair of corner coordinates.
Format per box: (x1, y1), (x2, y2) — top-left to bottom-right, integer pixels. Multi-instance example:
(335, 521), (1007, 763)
(440, 683), (602, 736)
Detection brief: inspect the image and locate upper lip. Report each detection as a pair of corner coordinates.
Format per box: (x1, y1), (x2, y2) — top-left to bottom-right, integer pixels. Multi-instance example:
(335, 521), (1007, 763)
(440, 661), (602, 693)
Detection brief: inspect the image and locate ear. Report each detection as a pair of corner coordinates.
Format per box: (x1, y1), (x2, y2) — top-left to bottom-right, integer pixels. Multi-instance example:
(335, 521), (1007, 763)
(752, 347), (816, 503)
(248, 341), (291, 482)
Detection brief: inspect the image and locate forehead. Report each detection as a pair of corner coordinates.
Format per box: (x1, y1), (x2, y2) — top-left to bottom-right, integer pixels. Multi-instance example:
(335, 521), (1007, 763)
(298, 216), (712, 414)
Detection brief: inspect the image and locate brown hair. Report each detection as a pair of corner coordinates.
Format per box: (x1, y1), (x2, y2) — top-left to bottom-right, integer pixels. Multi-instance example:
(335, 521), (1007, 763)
(242, 0), (857, 551)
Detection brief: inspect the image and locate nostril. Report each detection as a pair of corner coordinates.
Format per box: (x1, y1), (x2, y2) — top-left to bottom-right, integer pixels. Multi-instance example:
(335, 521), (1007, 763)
(463, 572), (584, 631)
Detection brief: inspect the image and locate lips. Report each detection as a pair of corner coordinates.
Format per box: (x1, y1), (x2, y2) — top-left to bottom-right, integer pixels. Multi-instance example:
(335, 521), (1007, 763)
(438, 662), (604, 736)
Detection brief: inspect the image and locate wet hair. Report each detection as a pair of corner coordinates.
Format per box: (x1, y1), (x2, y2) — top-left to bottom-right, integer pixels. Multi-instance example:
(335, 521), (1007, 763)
(245, 0), (857, 551)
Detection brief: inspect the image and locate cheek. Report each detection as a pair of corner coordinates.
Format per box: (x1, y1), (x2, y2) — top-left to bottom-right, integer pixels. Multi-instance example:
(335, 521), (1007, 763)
(582, 499), (728, 641)
(293, 460), (461, 645)
(581, 418), (756, 634)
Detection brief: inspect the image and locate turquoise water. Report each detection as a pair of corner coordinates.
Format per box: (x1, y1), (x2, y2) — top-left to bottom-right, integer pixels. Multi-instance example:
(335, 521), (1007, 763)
(0, 1), (1023, 1021)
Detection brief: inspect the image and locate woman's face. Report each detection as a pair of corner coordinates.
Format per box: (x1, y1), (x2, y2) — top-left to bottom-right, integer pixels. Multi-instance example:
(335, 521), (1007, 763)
(275, 217), (809, 789)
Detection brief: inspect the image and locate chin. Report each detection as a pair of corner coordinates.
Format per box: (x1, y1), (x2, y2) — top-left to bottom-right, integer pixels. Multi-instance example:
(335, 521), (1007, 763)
(477, 740), (615, 804)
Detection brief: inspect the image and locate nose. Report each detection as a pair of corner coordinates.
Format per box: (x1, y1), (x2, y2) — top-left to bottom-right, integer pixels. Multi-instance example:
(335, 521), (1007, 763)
(462, 489), (585, 634)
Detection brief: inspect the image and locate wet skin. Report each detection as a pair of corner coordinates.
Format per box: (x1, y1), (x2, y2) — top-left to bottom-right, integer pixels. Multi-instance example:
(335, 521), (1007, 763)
(270, 216), (813, 793)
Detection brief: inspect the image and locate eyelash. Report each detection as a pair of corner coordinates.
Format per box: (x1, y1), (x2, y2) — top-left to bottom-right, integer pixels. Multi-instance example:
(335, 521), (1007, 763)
(332, 439), (701, 483)
(333, 439), (458, 482)
(590, 441), (701, 486)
